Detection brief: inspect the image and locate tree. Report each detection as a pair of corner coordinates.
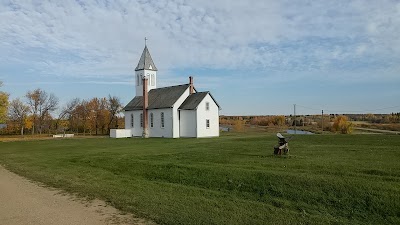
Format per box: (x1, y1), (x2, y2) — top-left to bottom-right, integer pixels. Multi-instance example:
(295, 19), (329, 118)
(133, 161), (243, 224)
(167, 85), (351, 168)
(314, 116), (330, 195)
(0, 81), (9, 124)
(365, 113), (377, 123)
(86, 98), (108, 135)
(26, 89), (58, 134)
(332, 115), (353, 134)
(8, 98), (30, 135)
(233, 119), (245, 132)
(107, 95), (122, 131)
(25, 115), (34, 132)
(72, 100), (90, 135)
(274, 115), (286, 127)
(56, 98), (80, 132)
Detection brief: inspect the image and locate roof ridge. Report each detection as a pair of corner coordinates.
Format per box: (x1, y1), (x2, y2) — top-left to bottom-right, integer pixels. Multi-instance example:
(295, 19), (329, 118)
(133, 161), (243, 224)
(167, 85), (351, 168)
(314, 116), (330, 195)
(192, 91), (209, 94)
(150, 83), (189, 90)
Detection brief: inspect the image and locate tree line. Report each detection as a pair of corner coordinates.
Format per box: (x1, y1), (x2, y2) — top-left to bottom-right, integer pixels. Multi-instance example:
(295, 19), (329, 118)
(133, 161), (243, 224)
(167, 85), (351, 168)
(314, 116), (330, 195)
(0, 85), (124, 136)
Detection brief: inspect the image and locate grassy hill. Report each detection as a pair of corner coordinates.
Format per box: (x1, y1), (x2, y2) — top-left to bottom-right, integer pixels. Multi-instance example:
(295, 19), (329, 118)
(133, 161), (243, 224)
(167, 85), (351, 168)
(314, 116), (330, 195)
(0, 133), (399, 224)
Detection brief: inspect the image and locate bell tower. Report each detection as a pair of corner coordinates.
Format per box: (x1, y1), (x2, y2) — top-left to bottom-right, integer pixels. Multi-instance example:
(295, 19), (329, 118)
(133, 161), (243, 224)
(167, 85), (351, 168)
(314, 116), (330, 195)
(135, 41), (157, 96)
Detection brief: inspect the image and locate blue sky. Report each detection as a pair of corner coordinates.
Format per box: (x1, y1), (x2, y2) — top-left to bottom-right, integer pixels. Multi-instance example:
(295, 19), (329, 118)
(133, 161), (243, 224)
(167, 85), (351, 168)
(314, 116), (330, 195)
(1, 0), (400, 115)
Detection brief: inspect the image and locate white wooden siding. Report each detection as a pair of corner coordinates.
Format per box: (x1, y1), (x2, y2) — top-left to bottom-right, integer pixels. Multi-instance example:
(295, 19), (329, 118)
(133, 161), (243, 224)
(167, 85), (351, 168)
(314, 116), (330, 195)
(147, 108), (173, 138)
(179, 110), (197, 137)
(171, 87), (192, 138)
(196, 94), (219, 137)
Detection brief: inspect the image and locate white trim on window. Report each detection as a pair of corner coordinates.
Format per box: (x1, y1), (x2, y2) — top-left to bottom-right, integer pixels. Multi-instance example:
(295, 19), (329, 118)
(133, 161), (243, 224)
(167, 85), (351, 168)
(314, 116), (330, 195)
(130, 113), (134, 128)
(206, 102), (210, 111)
(206, 119), (210, 129)
(140, 113), (143, 127)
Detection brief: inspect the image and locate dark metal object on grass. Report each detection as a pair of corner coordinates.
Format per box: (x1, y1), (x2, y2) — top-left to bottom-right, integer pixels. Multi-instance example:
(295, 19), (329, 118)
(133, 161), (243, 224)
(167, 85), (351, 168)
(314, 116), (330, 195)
(273, 133), (292, 155)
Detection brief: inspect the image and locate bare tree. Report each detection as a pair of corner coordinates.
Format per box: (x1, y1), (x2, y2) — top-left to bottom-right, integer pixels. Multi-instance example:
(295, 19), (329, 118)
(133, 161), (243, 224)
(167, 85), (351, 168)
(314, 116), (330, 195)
(107, 95), (123, 131)
(56, 98), (80, 133)
(26, 89), (58, 134)
(8, 98), (30, 135)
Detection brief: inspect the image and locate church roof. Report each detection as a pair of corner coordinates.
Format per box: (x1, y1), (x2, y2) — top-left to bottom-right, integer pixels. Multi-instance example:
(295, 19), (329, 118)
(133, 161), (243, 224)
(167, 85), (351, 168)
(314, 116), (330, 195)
(135, 46), (158, 71)
(178, 92), (209, 110)
(179, 92), (221, 110)
(123, 84), (189, 110)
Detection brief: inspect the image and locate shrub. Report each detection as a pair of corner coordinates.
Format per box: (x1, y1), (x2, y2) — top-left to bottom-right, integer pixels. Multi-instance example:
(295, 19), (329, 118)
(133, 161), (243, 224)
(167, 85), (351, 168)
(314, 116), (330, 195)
(332, 116), (353, 134)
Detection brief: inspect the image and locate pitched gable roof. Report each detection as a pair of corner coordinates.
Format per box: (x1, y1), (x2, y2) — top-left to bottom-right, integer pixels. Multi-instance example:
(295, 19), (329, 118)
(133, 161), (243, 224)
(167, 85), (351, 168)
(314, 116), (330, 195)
(135, 46), (158, 71)
(178, 92), (208, 110)
(123, 84), (189, 111)
(179, 92), (221, 110)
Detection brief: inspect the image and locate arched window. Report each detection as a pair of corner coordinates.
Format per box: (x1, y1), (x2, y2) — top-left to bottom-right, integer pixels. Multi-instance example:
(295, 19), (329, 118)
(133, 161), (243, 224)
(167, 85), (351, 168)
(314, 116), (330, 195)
(136, 74), (139, 86)
(150, 113), (154, 128)
(151, 74), (155, 86)
(161, 112), (164, 128)
(140, 113), (143, 127)
(130, 114), (134, 128)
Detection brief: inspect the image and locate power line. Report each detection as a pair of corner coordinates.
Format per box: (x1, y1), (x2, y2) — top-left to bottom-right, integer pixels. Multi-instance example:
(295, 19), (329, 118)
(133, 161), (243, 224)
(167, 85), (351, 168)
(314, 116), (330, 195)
(360, 105), (400, 112)
(296, 105), (320, 111)
(295, 104), (400, 114)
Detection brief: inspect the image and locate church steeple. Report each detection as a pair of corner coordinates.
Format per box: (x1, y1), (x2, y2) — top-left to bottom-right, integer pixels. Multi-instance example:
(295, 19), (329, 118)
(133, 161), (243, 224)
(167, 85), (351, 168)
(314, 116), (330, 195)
(135, 43), (157, 96)
(135, 45), (158, 71)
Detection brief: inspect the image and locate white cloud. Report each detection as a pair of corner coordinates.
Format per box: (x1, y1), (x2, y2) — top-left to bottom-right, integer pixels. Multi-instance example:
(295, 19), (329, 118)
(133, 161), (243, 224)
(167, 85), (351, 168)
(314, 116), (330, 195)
(0, 0), (399, 82)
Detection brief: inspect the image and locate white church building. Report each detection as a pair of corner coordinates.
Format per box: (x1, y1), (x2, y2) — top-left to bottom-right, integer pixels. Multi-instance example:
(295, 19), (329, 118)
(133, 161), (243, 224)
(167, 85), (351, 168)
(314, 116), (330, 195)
(110, 45), (220, 138)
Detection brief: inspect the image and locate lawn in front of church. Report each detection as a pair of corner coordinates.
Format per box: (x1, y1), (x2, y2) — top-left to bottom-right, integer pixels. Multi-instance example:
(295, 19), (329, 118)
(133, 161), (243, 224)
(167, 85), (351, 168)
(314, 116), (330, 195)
(0, 132), (399, 224)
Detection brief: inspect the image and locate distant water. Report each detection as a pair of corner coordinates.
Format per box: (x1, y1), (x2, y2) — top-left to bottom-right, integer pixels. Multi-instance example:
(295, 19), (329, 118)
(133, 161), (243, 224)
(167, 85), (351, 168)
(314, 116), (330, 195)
(286, 129), (314, 135)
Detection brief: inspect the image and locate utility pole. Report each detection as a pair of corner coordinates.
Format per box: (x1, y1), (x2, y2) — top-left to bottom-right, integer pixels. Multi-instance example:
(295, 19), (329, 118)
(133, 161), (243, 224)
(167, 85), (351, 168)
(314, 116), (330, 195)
(321, 110), (324, 132)
(294, 104), (296, 134)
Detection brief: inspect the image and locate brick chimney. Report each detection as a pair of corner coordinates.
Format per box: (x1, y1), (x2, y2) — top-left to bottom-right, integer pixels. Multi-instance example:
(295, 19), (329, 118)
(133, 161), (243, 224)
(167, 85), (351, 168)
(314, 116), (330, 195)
(142, 77), (149, 138)
(189, 76), (194, 94)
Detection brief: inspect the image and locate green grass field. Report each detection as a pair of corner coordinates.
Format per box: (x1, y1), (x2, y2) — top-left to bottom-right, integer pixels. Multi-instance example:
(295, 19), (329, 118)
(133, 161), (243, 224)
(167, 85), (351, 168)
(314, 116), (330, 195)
(1, 133), (399, 224)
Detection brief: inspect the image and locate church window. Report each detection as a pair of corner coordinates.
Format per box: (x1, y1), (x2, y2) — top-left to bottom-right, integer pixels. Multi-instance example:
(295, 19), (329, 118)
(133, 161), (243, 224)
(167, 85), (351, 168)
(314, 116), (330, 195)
(206, 119), (210, 129)
(136, 75), (139, 86)
(148, 75), (151, 86)
(161, 112), (165, 128)
(140, 74), (143, 85)
(206, 102), (210, 111)
(150, 113), (154, 127)
(140, 113), (143, 127)
(151, 74), (155, 86)
(131, 114), (134, 128)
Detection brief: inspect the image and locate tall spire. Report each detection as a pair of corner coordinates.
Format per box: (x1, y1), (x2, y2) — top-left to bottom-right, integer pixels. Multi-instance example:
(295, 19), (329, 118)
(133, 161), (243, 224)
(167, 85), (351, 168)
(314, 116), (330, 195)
(135, 44), (157, 71)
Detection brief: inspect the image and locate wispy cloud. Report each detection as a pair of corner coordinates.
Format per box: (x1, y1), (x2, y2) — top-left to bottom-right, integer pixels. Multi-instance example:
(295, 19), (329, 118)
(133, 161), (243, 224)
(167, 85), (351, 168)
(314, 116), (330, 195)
(1, 0), (400, 115)
(1, 0), (399, 81)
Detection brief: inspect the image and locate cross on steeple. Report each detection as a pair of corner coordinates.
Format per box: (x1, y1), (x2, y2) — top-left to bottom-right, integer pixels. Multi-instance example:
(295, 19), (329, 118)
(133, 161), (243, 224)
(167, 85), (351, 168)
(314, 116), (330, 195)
(145, 37), (147, 46)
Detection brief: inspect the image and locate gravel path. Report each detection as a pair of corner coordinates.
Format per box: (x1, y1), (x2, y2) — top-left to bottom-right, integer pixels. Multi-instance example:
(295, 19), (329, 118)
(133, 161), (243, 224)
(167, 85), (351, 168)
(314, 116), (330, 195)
(0, 165), (153, 225)
(354, 127), (400, 134)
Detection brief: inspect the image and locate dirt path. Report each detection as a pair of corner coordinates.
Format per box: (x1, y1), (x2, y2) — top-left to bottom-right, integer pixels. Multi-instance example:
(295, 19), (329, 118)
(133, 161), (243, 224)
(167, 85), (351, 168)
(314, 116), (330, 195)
(0, 165), (154, 225)
(354, 127), (400, 134)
